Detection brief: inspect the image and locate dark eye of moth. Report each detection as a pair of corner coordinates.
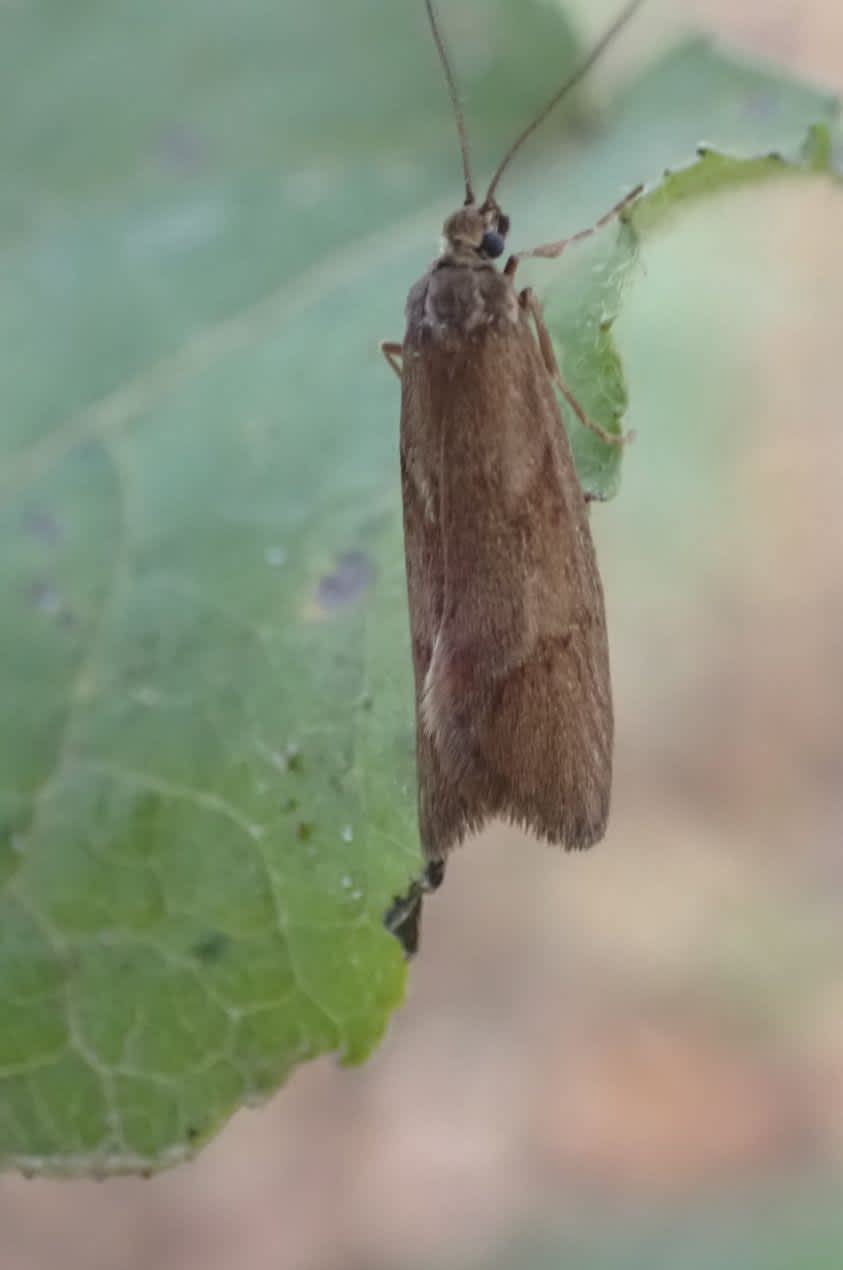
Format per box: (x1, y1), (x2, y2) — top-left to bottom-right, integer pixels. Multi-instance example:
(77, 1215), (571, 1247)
(481, 230), (506, 258)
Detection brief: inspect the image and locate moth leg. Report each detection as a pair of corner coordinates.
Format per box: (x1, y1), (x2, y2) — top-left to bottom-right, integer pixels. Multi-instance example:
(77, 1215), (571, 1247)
(380, 340), (404, 380)
(384, 859), (446, 959)
(504, 184), (643, 278)
(521, 287), (631, 448)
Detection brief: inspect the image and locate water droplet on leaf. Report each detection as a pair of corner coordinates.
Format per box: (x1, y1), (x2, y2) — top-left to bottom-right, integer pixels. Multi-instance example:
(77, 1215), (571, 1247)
(265, 545), (287, 568)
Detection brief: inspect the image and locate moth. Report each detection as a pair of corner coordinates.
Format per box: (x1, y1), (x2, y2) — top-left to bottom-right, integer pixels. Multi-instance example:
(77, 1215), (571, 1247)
(383, 0), (643, 954)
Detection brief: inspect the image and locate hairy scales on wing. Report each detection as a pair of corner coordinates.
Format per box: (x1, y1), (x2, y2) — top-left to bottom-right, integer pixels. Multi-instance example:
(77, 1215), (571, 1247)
(399, 244), (612, 858)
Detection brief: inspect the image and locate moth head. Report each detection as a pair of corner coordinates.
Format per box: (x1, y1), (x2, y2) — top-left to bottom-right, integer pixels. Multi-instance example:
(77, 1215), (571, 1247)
(425, 0), (643, 265)
(441, 203), (510, 262)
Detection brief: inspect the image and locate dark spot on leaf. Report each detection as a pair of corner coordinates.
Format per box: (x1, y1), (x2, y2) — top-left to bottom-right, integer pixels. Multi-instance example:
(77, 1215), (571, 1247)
(316, 550), (374, 613)
(28, 580), (62, 617)
(158, 127), (206, 171)
(281, 796), (299, 813)
(1, 825), (25, 853)
(0, 826), (26, 885)
(77, 441), (101, 466)
(296, 821), (314, 842)
(186, 1124), (201, 1142)
(131, 794), (162, 846)
(743, 90), (780, 123)
(285, 746), (303, 774)
(23, 508), (62, 546)
(193, 931), (230, 963)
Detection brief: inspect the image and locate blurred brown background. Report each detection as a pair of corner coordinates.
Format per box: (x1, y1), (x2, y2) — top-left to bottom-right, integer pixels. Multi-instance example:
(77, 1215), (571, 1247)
(2, 0), (842, 1267)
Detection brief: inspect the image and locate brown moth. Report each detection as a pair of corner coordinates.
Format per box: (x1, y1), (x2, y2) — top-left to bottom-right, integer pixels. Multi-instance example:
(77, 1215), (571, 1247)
(383, 0), (643, 954)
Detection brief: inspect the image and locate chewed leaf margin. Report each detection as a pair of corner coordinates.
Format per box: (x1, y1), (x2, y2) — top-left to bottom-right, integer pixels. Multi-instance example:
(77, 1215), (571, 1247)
(545, 119), (842, 500)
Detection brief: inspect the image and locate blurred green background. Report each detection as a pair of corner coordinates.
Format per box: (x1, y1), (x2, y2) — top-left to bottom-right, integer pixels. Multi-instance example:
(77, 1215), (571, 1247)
(2, 0), (843, 1265)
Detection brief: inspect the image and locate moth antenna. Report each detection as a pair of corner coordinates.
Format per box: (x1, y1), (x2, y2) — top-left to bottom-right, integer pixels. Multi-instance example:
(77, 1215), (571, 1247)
(424, 0), (475, 204)
(483, 0), (644, 207)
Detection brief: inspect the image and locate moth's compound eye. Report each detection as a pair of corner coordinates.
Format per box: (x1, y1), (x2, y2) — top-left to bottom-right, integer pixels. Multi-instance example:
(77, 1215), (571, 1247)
(481, 230), (506, 259)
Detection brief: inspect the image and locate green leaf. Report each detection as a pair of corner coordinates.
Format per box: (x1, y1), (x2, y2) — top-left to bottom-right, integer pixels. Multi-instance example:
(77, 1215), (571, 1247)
(0, 1), (840, 1174)
(536, 41), (842, 498)
(0, 0), (585, 1178)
